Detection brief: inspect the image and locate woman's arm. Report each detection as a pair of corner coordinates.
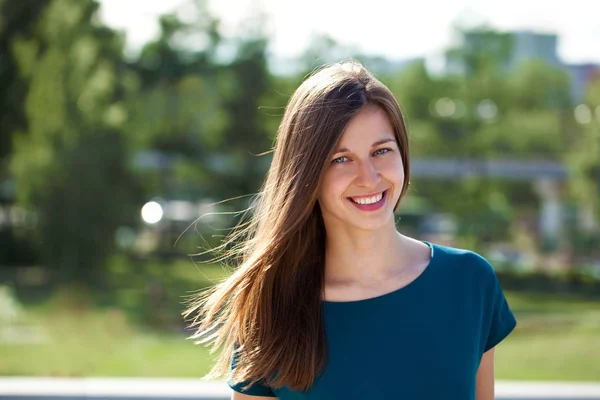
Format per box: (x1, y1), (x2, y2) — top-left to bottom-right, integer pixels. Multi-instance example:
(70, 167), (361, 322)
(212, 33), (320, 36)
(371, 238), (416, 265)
(475, 347), (495, 400)
(232, 391), (277, 400)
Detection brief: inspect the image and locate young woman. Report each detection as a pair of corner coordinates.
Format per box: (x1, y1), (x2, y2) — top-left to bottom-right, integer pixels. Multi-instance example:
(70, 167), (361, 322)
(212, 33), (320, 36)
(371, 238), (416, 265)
(185, 61), (516, 400)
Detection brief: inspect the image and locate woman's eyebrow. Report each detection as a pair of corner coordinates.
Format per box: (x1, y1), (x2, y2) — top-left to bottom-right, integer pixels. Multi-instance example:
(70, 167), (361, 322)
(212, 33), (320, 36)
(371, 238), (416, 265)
(334, 137), (396, 154)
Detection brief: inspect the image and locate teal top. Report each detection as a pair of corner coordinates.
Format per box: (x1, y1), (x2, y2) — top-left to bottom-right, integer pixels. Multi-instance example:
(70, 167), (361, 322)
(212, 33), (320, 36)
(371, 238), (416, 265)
(230, 242), (517, 399)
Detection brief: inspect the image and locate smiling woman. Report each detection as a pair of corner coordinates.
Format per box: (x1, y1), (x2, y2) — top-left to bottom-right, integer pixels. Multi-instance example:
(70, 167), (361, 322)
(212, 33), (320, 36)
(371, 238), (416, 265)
(318, 105), (405, 232)
(183, 61), (516, 400)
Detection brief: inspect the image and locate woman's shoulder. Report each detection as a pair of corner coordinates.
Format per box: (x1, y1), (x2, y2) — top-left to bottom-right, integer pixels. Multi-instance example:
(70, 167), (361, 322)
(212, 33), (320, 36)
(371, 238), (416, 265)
(429, 241), (498, 280)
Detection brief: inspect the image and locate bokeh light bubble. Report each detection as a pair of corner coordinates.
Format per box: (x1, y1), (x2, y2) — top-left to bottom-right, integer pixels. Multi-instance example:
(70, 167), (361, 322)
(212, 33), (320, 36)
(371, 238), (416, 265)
(141, 201), (163, 224)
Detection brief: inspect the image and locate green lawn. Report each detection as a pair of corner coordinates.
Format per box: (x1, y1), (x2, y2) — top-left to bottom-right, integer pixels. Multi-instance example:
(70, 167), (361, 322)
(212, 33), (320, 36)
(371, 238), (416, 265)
(1, 289), (599, 381)
(495, 291), (600, 381)
(0, 306), (215, 377)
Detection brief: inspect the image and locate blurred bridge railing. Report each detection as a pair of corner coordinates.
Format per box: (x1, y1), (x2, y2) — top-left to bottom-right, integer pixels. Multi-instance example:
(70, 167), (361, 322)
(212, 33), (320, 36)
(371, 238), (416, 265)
(2, 378), (600, 400)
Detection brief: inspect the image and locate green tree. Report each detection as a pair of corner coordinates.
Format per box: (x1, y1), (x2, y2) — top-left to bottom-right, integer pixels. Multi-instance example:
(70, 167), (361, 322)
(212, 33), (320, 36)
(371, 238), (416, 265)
(387, 28), (576, 248)
(0, 0), (52, 159)
(564, 79), (600, 253)
(216, 36), (273, 199)
(121, 4), (278, 253)
(9, 0), (141, 285)
(125, 10), (226, 201)
(0, 0), (52, 265)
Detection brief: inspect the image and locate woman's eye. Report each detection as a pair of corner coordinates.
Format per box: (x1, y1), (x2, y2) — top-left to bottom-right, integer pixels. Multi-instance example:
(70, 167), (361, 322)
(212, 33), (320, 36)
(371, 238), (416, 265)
(332, 156), (349, 164)
(374, 148), (391, 156)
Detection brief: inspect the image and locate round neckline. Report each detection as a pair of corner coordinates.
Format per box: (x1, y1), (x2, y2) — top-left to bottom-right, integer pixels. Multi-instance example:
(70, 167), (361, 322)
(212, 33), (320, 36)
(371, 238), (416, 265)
(322, 241), (437, 305)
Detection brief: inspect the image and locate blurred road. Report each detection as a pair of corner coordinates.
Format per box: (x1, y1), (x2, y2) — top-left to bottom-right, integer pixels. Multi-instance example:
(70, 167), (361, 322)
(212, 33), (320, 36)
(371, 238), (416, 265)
(1, 378), (600, 400)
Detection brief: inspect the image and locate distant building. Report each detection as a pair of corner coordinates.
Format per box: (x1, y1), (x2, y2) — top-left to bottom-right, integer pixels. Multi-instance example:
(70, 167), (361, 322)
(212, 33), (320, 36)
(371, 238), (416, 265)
(566, 63), (600, 102)
(508, 30), (561, 68)
(446, 29), (560, 73)
(446, 29), (600, 102)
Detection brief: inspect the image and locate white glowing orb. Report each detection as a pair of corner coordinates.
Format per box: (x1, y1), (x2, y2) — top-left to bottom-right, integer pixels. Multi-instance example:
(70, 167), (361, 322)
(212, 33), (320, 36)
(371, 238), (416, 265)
(574, 104), (592, 124)
(141, 201), (163, 224)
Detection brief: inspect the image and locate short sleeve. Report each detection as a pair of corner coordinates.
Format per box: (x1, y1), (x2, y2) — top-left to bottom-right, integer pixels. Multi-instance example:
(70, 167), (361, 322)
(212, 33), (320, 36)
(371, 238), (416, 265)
(228, 348), (276, 397)
(481, 261), (517, 353)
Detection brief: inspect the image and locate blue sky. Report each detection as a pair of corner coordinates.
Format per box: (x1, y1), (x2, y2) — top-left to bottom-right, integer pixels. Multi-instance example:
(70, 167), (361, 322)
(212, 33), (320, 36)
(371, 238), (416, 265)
(98, 0), (600, 66)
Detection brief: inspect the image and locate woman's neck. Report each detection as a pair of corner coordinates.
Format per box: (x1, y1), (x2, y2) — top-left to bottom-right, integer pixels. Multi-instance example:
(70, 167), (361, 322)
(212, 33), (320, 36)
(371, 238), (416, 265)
(323, 221), (408, 285)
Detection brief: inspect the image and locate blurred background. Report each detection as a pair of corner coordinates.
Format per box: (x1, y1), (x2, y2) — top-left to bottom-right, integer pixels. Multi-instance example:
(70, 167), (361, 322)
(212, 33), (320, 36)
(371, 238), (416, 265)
(0, 0), (599, 384)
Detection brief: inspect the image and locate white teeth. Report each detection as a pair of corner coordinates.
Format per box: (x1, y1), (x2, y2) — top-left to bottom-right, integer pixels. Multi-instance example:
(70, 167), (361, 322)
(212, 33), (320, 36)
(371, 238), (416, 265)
(351, 192), (383, 205)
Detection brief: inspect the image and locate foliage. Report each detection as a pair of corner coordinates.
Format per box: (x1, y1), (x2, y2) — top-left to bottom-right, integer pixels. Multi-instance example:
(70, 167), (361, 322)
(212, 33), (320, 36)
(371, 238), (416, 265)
(7, 0), (141, 284)
(0, 1), (598, 286)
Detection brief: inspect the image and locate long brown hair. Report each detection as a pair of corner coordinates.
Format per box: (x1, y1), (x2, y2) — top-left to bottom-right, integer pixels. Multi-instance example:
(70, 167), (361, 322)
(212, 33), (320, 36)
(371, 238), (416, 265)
(184, 60), (411, 391)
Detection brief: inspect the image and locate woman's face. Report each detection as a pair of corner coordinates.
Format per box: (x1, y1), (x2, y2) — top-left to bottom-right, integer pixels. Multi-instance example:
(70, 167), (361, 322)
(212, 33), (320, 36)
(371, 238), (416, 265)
(317, 105), (404, 233)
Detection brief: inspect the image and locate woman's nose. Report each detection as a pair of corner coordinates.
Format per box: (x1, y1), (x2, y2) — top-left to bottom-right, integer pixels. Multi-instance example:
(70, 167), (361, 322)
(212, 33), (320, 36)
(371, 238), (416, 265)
(355, 160), (380, 188)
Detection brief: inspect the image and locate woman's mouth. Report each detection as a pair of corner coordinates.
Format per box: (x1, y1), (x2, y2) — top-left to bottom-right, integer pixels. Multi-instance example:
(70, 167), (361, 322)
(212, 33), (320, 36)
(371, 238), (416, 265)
(347, 190), (387, 211)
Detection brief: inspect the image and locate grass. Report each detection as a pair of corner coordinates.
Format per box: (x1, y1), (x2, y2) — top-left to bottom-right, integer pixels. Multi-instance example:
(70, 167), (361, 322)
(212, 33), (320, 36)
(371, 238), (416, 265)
(1, 279), (599, 381)
(0, 306), (215, 377)
(495, 291), (600, 381)
(496, 329), (600, 381)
